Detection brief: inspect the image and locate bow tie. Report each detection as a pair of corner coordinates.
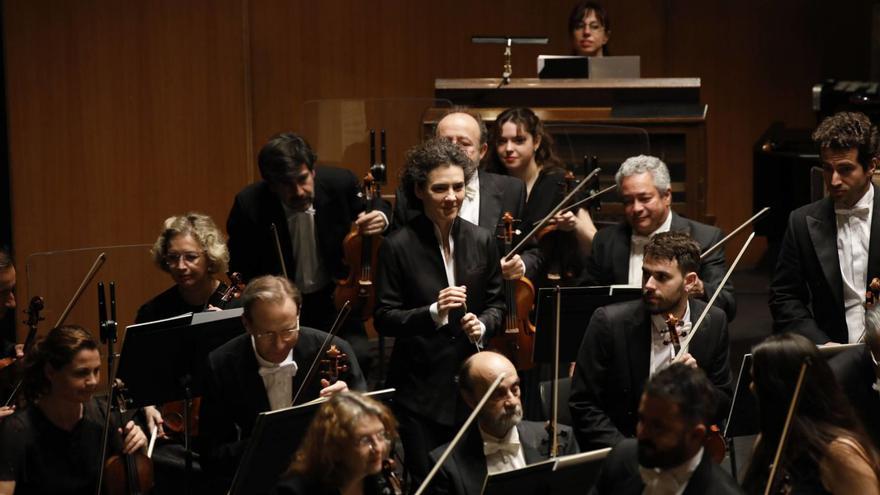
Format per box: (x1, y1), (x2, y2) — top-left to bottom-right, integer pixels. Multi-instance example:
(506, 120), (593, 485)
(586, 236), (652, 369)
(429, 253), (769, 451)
(835, 206), (869, 218)
(638, 466), (680, 495)
(465, 184), (478, 201)
(483, 440), (520, 457)
(631, 234), (651, 248)
(258, 361), (297, 378)
(872, 378), (880, 395)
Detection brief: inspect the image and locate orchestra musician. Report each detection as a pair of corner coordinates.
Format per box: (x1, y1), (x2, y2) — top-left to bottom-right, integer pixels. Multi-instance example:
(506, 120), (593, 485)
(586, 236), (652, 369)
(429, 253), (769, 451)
(769, 111), (880, 344)
(0, 249), (22, 420)
(0, 325), (147, 495)
(374, 138), (504, 482)
(393, 109), (533, 282)
(742, 333), (880, 494)
(568, 1), (610, 58)
(271, 391), (399, 495)
(830, 303), (880, 449)
(427, 351), (577, 495)
(570, 232), (732, 451)
(135, 212), (239, 325)
(198, 275), (366, 492)
(594, 363), (742, 495)
(226, 132), (391, 367)
(582, 154), (737, 322)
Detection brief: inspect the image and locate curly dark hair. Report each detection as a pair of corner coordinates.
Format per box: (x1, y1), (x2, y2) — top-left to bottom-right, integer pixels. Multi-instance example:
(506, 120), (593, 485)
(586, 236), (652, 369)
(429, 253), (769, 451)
(258, 132), (318, 183)
(644, 231), (700, 275)
(644, 362), (718, 427)
(399, 137), (475, 209)
(488, 107), (562, 175)
(23, 325), (98, 403)
(812, 111), (879, 169)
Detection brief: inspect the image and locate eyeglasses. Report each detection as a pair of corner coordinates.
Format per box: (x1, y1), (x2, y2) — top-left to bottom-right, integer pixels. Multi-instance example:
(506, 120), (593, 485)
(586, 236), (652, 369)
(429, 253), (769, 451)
(356, 430), (391, 450)
(164, 251), (204, 267)
(252, 320), (300, 342)
(575, 22), (605, 32)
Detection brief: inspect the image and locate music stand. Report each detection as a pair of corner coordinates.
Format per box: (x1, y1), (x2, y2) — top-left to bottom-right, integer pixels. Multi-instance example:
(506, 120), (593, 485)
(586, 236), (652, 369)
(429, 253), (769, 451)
(723, 353), (758, 480)
(533, 286), (642, 363)
(229, 388), (395, 495)
(549, 447), (611, 493)
(481, 458), (556, 495)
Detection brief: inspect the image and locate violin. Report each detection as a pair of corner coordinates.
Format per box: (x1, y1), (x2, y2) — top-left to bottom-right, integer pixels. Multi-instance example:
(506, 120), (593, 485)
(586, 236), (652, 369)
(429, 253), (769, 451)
(866, 277), (880, 307)
(218, 272), (244, 307)
(1, 297), (45, 407)
(102, 380), (154, 495)
(380, 458), (403, 495)
(319, 344), (349, 385)
(335, 170), (383, 320)
(536, 169), (583, 284)
(489, 212), (536, 370)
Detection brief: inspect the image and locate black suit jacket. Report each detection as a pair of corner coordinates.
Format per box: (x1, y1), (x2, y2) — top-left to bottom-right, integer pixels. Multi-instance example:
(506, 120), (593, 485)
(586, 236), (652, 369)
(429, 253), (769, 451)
(592, 439), (744, 495)
(583, 212), (737, 321)
(830, 345), (880, 449)
(374, 215), (504, 425)
(770, 186), (880, 344)
(198, 328), (366, 482)
(226, 165), (391, 283)
(427, 421), (578, 495)
(569, 299), (733, 451)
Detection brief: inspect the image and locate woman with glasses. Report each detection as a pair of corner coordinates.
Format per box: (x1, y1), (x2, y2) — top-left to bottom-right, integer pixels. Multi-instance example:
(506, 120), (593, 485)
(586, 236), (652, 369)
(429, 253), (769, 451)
(135, 212), (238, 325)
(272, 391), (399, 495)
(568, 1), (610, 58)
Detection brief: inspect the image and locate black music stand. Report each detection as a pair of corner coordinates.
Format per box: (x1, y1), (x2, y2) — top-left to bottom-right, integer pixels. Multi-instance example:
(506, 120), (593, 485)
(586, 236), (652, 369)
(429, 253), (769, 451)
(481, 458), (556, 495)
(723, 353), (757, 480)
(116, 308), (246, 494)
(229, 388), (395, 495)
(533, 286), (642, 363)
(549, 447), (611, 493)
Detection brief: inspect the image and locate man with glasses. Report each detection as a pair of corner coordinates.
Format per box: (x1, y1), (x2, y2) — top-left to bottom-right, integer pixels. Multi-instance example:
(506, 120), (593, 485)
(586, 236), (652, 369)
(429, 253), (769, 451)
(199, 275), (366, 490)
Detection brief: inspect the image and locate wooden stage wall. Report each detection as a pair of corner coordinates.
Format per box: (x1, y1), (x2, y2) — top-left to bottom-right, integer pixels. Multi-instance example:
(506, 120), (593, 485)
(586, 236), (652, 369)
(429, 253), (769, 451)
(3, 0), (873, 339)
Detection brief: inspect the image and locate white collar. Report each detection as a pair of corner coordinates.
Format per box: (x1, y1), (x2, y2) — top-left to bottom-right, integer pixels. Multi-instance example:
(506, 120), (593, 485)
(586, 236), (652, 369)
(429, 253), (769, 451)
(250, 335), (295, 369)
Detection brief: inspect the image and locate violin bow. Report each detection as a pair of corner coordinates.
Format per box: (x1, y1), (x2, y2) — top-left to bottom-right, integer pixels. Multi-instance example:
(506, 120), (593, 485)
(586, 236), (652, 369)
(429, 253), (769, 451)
(270, 223), (289, 279)
(675, 232), (755, 361)
(504, 167), (599, 261)
(52, 252), (106, 328)
(701, 207), (770, 260)
(554, 184), (617, 214)
(413, 371), (508, 495)
(764, 359), (811, 495)
(290, 300), (352, 406)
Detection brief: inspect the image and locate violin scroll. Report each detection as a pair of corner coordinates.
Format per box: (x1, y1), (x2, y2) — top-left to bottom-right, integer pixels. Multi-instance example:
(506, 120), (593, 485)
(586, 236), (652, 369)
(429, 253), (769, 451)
(319, 344), (350, 385)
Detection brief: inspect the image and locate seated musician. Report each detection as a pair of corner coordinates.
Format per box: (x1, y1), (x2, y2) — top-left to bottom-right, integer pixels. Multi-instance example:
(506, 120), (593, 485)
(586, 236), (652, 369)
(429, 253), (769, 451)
(831, 304), (880, 448)
(428, 351), (577, 495)
(0, 325), (147, 495)
(374, 138), (504, 482)
(570, 232), (732, 451)
(0, 248), (21, 420)
(392, 108), (533, 282)
(582, 155), (736, 321)
(135, 212), (240, 325)
(743, 333), (880, 494)
(569, 1), (610, 57)
(198, 275), (366, 491)
(595, 363), (742, 494)
(271, 391), (399, 495)
(770, 111), (879, 344)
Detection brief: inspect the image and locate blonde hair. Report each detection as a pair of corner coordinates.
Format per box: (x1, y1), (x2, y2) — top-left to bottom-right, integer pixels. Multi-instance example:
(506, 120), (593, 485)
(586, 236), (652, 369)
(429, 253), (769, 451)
(150, 212), (229, 275)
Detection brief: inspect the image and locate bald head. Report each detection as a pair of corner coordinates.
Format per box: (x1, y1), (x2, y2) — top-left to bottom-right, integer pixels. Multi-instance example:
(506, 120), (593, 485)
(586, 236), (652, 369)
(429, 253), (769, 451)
(458, 351), (523, 437)
(436, 112), (488, 166)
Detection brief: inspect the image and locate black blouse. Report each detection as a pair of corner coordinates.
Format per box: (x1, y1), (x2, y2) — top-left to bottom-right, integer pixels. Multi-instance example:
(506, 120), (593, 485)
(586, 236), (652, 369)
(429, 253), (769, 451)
(135, 282), (239, 324)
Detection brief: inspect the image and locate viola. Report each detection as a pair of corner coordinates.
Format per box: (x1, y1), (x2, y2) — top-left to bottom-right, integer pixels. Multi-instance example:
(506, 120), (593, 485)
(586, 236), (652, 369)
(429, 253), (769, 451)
(381, 458), (403, 495)
(319, 344), (349, 385)
(536, 170), (582, 284)
(102, 380), (154, 495)
(335, 169), (383, 320)
(2, 297), (44, 407)
(489, 212), (536, 370)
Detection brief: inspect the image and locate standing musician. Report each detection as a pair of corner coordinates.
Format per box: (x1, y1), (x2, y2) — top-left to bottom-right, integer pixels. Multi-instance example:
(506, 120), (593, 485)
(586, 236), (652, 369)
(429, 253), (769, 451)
(742, 333), (880, 494)
(582, 155), (737, 322)
(487, 106), (596, 282)
(770, 111), (880, 344)
(594, 363), (742, 495)
(0, 249), (22, 420)
(0, 325), (147, 495)
(392, 109), (533, 282)
(428, 351), (577, 495)
(135, 212), (239, 325)
(198, 275), (366, 492)
(374, 138), (504, 482)
(271, 391), (399, 495)
(569, 232), (732, 451)
(830, 303), (880, 449)
(226, 132), (391, 366)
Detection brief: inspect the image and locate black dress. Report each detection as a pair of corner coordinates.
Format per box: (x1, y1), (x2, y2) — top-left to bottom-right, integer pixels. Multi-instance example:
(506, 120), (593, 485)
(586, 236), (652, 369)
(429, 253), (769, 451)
(0, 398), (122, 495)
(135, 282), (237, 324)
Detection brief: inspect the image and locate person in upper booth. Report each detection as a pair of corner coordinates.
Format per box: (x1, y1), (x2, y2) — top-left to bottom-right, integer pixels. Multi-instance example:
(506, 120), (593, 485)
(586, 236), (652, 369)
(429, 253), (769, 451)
(569, 1), (611, 58)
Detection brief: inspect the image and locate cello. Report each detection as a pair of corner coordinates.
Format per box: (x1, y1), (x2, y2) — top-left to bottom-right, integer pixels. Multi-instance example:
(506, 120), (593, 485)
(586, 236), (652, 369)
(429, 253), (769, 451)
(489, 212), (536, 370)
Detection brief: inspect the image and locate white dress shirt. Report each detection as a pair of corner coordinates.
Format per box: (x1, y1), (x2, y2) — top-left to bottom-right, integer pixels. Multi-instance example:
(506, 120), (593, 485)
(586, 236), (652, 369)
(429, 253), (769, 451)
(638, 447), (703, 495)
(428, 222), (486, 344)
(649, 302), (692, 376)
(283, 203), (330, 295)
(480, 425), (527, 475)
(836, 186), (873, 343)
(459, 172), (481, 226)
(628, 211), (673, 286)
(251, 337), (298, 411)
